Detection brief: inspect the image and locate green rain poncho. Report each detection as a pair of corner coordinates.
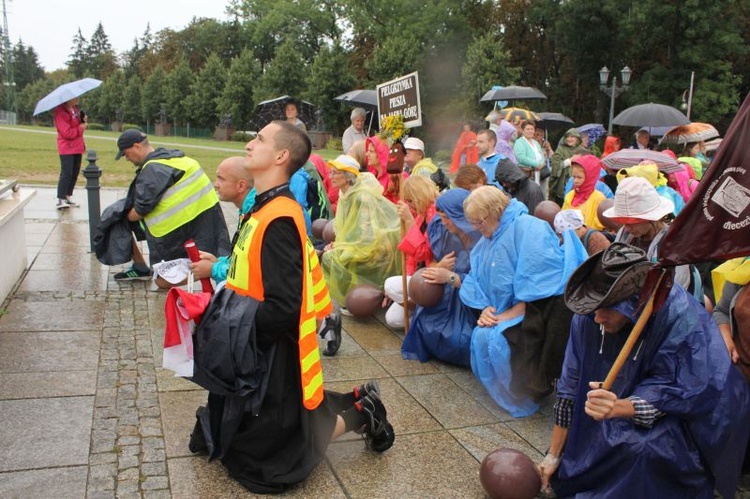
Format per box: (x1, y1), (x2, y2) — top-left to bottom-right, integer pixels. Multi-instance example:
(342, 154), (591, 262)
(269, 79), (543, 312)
(322, 172), (402, 303)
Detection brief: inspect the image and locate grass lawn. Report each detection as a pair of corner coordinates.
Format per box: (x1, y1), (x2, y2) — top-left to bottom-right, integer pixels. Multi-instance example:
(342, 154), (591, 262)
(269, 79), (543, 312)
(0, 125), (340, 188)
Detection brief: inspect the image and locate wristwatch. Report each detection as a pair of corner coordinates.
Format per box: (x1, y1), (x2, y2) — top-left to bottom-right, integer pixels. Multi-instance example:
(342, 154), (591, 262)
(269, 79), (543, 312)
(449, 273), (457, 286)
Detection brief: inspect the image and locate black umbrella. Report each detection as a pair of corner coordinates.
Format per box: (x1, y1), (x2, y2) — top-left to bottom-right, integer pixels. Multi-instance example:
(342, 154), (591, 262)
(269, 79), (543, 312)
(333, 89), (378, 108)
(536, 112), (574, 130)
(480, 85), (547, 102)
(611, 103), (690, 128)
(248, 95), (319, 131)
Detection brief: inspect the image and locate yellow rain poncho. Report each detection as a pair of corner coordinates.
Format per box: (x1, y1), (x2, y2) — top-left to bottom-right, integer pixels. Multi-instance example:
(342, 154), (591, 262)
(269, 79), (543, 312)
(322, 172), (402, 303)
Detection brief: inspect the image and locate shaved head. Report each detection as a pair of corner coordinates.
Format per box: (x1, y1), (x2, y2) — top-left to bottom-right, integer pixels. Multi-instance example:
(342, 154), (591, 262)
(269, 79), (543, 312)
(214, 156), (254, 207)
(219, 156), (253, 183)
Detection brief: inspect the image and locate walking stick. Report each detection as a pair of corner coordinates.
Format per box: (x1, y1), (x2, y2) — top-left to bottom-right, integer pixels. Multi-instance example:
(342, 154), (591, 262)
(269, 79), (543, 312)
(601, 270), (666, 390)
(399, 174), (410, 334)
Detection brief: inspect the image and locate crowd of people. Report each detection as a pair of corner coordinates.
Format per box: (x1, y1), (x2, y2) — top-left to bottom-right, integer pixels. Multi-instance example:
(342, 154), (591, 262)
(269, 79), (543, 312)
(94, 102), (747, 496)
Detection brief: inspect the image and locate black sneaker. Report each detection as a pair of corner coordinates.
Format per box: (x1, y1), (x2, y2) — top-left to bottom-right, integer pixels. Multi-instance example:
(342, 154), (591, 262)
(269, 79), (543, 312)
(56, 198), (69, 210)
(114, 266), (152, 281)
(188, 407), (208, 455)
(64, 196), (79, 207)
(355, 392), (394, 452)
(353, 380), (380, 401)
(321, 312), (342, 357)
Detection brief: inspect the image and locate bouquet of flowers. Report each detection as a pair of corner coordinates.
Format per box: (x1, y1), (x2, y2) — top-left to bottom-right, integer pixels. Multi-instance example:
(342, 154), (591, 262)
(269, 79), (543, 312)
(378, 114), (407, 146)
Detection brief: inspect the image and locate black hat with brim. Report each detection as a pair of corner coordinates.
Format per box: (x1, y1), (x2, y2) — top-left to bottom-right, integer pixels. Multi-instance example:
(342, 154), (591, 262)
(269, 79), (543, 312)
(564, 242), (653, 315)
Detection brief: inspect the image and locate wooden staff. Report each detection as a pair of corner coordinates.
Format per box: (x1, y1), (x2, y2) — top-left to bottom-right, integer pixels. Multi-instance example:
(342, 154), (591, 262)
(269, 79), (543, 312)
(399, 174), (410, 334)
(601, 269), (666, 390)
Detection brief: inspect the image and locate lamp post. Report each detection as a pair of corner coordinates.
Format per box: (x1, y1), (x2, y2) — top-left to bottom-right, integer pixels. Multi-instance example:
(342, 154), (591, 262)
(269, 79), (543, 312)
(599, 66), (632, 135)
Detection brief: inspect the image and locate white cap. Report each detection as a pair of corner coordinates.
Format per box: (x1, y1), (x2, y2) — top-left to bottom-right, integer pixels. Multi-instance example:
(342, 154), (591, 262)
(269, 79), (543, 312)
(403, 137), (425, 152)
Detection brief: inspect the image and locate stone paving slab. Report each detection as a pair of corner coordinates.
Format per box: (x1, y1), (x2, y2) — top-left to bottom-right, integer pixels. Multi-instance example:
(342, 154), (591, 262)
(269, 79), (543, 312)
(0, 370), (96, 400)
(396, 373), (500, 429)
(0, 396), (94, 472)
(0, 331), (100, 372)
(327, 431), (486, 498)
(18, 268), (109, 293)
(0, 466), (88, 499)
(0, 296), (105, 332)
(167, 456), (346, 498)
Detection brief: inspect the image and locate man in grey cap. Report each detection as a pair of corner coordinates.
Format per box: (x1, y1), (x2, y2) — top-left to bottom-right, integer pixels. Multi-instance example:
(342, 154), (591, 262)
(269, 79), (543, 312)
(113, 130), (230, 284)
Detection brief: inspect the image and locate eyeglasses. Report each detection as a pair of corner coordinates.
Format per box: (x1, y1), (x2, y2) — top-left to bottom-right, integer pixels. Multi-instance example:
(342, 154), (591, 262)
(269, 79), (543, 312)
(468, 215), (488, 228)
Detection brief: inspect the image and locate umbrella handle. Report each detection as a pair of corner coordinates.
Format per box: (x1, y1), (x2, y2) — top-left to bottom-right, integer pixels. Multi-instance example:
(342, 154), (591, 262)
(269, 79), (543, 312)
(601, 270), (665, 390)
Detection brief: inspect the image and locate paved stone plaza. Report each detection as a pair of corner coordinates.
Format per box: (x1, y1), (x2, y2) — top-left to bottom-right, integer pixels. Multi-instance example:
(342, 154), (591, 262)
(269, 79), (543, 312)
(0, 186), (747, 498)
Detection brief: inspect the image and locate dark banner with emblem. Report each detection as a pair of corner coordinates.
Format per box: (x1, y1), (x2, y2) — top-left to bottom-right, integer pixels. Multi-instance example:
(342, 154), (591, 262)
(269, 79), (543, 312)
(659, 94), (750, 266)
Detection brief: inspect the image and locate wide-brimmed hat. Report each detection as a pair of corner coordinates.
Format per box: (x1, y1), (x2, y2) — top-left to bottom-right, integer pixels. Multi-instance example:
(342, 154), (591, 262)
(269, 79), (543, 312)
(327, 155), (360, 176)
(564, 242), (653, 315)
(602, 176), (674, 224)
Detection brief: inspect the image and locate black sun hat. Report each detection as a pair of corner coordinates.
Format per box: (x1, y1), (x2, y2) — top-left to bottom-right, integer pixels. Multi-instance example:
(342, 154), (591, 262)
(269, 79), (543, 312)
(564, 242), (653, 315)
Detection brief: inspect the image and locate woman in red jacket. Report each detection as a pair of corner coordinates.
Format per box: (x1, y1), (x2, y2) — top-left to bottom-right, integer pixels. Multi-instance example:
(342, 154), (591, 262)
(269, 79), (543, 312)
(54, 97), (88, 209)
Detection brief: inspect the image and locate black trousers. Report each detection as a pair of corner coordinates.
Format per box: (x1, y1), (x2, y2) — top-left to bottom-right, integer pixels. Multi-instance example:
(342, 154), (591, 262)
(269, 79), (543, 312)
(57, 154), (82, 199)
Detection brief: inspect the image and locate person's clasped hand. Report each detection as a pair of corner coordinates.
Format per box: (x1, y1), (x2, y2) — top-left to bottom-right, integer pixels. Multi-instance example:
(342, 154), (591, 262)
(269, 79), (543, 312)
(477, 306), (500, 327)
(584, 382), (618, 421)
(189, 251), (216, 280)
(436, 251), (456, 270)
(421, 267), (451, 285)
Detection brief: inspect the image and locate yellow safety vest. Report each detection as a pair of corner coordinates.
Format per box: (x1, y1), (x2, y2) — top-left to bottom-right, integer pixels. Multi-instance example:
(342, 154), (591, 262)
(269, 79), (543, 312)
(226, 195), (332, 410)
(142, 156), (218, 238)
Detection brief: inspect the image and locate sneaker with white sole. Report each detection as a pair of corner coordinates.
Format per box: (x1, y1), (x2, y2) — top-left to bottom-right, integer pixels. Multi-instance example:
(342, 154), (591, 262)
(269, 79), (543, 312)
(56, 198), (69, 210)
(64, 197), (79, 207)
(114, 266), (152, 281)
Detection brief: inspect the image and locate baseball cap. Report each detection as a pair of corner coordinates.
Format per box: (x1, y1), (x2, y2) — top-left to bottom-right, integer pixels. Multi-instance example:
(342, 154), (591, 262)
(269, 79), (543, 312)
(115, 130), (147, 160)
(403, 137), (425, 152)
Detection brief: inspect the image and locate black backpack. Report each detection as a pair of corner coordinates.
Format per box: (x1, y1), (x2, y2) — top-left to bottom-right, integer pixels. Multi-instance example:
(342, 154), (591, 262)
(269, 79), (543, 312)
(431, 165), (451, 192)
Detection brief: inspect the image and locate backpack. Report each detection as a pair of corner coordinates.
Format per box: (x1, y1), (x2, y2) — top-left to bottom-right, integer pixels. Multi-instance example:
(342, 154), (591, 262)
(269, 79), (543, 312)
(302, 161), (332, 221)
(430, 164), (451, 192)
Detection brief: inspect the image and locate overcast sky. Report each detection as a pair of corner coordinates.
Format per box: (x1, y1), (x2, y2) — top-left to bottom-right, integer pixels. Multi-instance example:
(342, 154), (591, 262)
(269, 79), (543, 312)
(4, 0), (231, 71)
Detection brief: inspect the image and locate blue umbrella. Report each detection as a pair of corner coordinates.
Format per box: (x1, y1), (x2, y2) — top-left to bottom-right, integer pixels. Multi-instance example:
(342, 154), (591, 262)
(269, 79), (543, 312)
(33, 78), (102, 116)
(577, 123), (607, 144)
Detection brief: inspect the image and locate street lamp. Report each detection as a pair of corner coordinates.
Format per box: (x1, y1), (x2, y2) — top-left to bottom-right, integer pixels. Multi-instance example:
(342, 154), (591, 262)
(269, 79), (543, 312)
(599, 66), (632, 135)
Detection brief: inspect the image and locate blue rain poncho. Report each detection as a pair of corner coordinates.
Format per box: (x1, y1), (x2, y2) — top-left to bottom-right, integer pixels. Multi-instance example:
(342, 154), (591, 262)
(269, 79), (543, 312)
(460, 199), (587, 417)
(401, 188), (481, 367)
(552, 285), (750, 498)
(321, 173), (401, 303)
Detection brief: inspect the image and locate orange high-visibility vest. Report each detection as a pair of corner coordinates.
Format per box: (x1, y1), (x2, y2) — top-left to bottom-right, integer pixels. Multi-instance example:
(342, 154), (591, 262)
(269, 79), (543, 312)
(226, 195), (332, 410)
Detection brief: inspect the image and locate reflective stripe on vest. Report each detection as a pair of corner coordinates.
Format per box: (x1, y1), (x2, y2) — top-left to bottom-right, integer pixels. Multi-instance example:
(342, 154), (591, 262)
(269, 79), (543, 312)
(226, 196), (326, 410)
(142, 157), (219, 237)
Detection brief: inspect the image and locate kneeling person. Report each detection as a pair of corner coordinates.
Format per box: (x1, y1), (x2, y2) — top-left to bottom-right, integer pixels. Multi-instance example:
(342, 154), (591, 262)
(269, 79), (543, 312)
(540, 243), (750, 498)
(114, 130), (230, 286)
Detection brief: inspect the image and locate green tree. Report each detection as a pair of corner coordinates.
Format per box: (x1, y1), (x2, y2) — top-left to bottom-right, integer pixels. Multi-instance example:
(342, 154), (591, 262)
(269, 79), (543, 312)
(218, 48), (262, 129)
(122, 75), (143, 123)
(17, 78), (54, 122)
(92, 69), (126, 123)
(461, 33), (521, 115)
(186, 53), (228, 128)
(366, 34), (425, 86)
(67, 28), (90, 78)
(87, 22), (118, 79)
(164, 58), (196, 125)
(254, 39), (307, 102)
(304, 44), (356, 133)
(12, 41), (45, 90)
(141, 66), (168, 124)
(228, 0), (340, 65)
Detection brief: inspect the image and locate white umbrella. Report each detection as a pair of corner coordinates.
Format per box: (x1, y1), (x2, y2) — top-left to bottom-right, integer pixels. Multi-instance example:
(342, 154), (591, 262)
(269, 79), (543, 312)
(33, 78), (102, 116)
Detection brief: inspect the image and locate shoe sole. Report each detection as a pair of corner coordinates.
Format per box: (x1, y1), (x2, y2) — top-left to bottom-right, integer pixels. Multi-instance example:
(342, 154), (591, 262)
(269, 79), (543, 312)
(114, 276), (152, 281)
(56, 205), (69, 210)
